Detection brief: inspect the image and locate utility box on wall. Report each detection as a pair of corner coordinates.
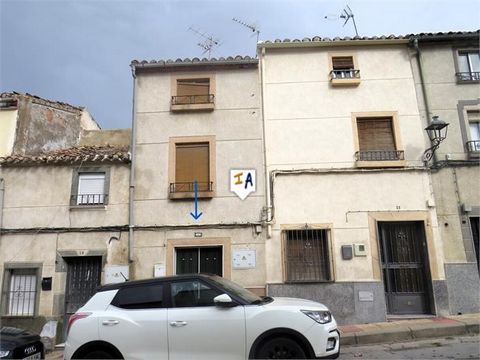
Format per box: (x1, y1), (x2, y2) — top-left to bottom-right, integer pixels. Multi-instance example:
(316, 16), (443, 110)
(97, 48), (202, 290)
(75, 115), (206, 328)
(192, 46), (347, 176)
(105, 265), (129, 284)
(341, 245), (353, 260)
(354, 244), (367, 257)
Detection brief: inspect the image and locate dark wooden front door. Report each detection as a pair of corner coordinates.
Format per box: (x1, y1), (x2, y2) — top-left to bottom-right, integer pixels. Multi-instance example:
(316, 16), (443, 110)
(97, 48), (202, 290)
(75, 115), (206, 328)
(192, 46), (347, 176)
(176, 247), (222, 276)
(63, 256), (102, 339)
(378, 221), (432, 315)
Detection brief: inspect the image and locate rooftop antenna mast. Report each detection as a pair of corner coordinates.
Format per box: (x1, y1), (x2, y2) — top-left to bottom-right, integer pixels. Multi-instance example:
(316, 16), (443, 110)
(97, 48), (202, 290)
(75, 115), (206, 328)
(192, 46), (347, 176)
(325, 5), (359, 37)
(188, 26), (221, 59)
(232, 18), (260, 57)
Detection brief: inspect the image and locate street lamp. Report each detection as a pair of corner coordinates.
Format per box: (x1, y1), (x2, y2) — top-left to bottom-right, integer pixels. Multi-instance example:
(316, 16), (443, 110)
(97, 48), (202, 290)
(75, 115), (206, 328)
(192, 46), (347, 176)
(423, 116), (449, 163)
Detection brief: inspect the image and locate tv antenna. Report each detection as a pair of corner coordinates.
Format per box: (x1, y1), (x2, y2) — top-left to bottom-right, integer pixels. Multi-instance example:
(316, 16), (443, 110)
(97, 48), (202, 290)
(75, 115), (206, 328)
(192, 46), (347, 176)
(232, 18), (260, 44)
(188, 27), (221, 59)
(324, 5), (359, 37)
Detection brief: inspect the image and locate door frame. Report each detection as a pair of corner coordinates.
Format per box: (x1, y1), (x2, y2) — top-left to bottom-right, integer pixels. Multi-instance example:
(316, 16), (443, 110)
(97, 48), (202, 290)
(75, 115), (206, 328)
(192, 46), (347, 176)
(368, 211), (439, 315)
(166, 238), (231, 279)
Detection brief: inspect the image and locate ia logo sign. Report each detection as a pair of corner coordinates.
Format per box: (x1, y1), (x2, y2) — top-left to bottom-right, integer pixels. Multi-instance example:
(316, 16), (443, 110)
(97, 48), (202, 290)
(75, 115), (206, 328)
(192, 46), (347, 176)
(230, 169), (256, 200)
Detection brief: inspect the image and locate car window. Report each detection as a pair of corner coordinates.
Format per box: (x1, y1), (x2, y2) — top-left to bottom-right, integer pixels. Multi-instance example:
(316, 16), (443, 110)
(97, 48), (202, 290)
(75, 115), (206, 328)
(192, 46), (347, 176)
(111, 284), (164, 309)
(170, 280), (222, 308)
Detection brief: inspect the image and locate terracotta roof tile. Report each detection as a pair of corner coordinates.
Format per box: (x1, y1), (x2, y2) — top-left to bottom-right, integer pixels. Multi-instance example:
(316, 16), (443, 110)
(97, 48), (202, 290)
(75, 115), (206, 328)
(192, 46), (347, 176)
(131, 55), (258, 67)
(0, 145), (130, 167)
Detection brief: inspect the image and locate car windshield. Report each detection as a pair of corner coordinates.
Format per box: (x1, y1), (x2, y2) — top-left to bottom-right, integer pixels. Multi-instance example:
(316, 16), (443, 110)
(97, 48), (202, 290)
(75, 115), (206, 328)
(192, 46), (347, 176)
(209, 276), (264, 304)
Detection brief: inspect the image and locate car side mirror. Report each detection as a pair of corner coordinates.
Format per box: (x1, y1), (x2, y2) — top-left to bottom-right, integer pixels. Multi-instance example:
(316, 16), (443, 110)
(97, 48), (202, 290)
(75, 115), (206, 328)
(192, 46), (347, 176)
(213, 293), (237, 308)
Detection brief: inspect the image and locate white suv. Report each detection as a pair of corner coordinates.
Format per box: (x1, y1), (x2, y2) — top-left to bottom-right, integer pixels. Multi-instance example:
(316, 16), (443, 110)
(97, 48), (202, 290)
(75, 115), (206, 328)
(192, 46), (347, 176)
(65, 274), (340, 359)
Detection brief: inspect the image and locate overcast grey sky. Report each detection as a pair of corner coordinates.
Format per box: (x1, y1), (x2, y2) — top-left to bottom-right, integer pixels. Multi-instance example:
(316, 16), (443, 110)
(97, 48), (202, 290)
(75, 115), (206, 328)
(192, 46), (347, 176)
(1, 0), (479, 129)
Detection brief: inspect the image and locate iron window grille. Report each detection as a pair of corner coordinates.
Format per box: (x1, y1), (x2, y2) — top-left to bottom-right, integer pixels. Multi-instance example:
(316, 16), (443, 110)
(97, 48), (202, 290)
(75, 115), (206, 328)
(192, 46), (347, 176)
(330, 69), (360, 79)
(466, 140), (480, 153)
(456, 72), (480, 82)
(170, 182), (213, 193)
(171, 94), (215, 105)
(355, 150), (405, 161)
(71, 194), (108, 205)
(3, 269), (37, 316)
(284, 229), (332, 283)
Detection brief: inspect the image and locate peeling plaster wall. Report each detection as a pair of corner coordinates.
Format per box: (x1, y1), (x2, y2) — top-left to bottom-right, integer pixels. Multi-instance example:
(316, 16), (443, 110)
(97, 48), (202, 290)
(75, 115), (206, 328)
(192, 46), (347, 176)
(0, 109), (17, 156)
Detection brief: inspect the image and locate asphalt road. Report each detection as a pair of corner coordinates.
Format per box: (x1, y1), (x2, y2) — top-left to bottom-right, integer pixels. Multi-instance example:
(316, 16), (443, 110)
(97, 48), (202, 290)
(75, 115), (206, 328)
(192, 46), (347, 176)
(340, 334), (480, 359)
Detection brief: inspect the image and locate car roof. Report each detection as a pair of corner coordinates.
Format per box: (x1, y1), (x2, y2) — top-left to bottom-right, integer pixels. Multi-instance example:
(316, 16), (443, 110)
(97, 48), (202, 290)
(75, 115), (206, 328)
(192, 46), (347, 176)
(97, 273), (219, 292)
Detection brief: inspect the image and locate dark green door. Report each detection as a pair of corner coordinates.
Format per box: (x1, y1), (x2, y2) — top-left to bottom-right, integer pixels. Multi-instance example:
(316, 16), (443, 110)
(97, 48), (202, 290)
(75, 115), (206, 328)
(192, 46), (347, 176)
(176, 247), (222, 276)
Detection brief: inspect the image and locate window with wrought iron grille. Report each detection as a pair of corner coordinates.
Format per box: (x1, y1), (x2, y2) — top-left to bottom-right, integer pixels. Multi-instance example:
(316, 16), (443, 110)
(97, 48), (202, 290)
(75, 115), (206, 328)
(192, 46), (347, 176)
(70, 167), (110, 206)
(456, 50), (480, 82)
(284, 229), (332, 282)
(3, 268), (38, 316)
(173, 78), (213, 105)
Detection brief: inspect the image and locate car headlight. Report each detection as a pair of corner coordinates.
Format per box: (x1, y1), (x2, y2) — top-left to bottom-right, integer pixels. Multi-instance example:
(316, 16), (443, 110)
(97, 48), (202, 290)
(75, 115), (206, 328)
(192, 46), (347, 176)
(0, 350), (10, 358)
(301, 310), (332, 324)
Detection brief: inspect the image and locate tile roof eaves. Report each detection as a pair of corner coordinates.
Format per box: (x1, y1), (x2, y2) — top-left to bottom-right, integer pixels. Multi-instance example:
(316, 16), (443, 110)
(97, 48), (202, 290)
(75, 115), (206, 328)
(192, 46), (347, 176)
(131, 56), (258, 68)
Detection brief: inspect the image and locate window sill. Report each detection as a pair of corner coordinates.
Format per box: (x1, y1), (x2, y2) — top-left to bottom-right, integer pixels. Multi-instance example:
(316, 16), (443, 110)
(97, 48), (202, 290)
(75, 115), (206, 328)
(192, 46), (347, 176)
(70, 205), (107, 211)
(456, 80), (479, 85)
(467, 151), (480, 159)
(171, 103), (215, 112)
(284, 280), (334, 284)
(356, 160), (406, 168)
(1, 315), (37, 319)
(169, 191), (215, 200)
(330, 78), (361, 86)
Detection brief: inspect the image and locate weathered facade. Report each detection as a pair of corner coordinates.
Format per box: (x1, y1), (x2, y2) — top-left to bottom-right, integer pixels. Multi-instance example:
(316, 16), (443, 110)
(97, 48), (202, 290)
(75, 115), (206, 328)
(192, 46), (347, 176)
(410, 31), (480, 314)
(258, 36), (451, 324)
(0, 93), (131, 341)
(129, 57), (267, 294)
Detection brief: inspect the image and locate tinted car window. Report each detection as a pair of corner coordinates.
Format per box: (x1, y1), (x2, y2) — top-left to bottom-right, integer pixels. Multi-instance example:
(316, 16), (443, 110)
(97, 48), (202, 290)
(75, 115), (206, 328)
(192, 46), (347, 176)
(111, 284), (164, 309)
(171, 280), (221, 307)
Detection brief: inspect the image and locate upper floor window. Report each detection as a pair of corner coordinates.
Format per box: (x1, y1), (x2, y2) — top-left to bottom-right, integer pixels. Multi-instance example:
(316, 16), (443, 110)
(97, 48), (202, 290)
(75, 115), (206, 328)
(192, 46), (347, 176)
(70, 167), (110, 206)
(169, 136), (215, 199)
(284, 229), (332, 283)
(467, 110), (480, 154)
(353, 112), (405, 167)
(329, 54), (360, 86)
(171, 75), (215, 112)
(456, 50), (480, 82)
(3, 268), (38, 316)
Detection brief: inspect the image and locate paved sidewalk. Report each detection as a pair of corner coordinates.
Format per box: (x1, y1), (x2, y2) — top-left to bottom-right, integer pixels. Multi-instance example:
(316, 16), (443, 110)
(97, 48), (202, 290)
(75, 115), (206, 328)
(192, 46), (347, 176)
(338, 313), (480, 346)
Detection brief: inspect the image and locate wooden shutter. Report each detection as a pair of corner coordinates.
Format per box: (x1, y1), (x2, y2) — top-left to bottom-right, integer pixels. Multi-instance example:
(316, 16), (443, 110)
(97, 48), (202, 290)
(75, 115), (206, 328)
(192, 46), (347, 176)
(177, 79), (210, 104)
(357, 117), (396, 151)
(175, 143), (209, 190)
(332, 56), (354, 69)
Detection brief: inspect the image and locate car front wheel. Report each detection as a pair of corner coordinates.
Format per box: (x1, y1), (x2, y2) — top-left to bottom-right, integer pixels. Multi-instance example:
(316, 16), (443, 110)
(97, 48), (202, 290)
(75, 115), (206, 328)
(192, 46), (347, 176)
(254, 337), (307, 359)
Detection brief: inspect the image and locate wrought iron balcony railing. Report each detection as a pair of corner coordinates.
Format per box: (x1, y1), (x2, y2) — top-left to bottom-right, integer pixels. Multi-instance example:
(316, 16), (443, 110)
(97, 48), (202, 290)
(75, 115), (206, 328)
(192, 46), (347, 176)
(71, 194), (107, 205)
(456, 72), (480, 82)
(355, 150), (405, 161)
(169, 182), (213, 193)
(171, 94), (215, 105)
(330, 69), (360, 79)
(466, 140), (480, 152)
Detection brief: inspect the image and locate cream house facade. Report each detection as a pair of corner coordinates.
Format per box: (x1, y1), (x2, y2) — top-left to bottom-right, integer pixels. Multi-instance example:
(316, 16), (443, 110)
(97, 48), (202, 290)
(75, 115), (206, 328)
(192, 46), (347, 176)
(258, 37), (449, 324)
(129, 57), (267, 294)
(410, 31), (480, 314)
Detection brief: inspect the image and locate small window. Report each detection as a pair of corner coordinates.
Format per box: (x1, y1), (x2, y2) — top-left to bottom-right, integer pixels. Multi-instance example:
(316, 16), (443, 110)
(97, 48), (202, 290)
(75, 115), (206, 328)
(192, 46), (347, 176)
(71, 168), (110, 206)
(111, 284), (164, 309)
(170, 280), (221, 308)
(172, 142), (211, 193)
(330, 55), (360, 84)
(456, 50), (480, 82)
(174, 79), (212, 105)
(355, 117), (404, 161)
(3, 269), (38, 316)
(284, 229), (331, 283)
(467, 110), (480, 153)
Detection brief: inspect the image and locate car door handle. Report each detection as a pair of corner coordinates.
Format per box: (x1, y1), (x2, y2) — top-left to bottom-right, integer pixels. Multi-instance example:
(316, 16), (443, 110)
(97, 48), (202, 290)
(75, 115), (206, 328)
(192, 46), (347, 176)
(169, 321), (187, 327)
(102, 320), (119, 326)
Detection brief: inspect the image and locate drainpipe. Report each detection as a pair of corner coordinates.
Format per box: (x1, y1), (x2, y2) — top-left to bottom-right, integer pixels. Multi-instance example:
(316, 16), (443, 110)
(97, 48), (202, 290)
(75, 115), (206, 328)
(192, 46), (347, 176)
(128, 66), (138, 262)
(0, 178), (4, 237)
(412, 37), (438, 166)
(259, 46), (272, 239)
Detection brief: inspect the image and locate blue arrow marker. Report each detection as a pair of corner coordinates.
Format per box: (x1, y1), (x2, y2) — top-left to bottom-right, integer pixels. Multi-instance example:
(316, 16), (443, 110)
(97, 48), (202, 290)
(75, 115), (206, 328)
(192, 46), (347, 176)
(190, 180), (203, 220)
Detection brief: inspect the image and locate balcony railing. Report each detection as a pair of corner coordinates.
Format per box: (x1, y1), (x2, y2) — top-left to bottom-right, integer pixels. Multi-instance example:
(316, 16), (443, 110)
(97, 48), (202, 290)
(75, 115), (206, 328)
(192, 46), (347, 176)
(169, 182), (213, 193)
(330, 69), (360, 79)
(466, 140), (480, 153)
(456, 72), (480, 82)
(171, 94), (215, 105)
(71, 194), (107, 205)
(355, 150), (405, 161)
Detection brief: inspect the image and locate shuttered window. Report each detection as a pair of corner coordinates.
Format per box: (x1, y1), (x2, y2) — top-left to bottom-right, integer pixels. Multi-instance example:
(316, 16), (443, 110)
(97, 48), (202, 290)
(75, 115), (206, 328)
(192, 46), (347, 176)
(332, 56), (354, 70)
(285, 229), (331, 282)
(77, 173), (106, 205)
(175, 143), (210, 191)
(357, 117), (396, 151)
(5, 269), (37, 316)
(176, 79), (210, 104)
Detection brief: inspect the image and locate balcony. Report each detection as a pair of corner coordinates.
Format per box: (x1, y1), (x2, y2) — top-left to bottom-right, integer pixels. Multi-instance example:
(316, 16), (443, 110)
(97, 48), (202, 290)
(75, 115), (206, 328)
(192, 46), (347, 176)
(355, 150), (405, 168)
(466, 140), (480, 158)
(169, 182), (214, 199)
(70, 194), (107, 206)
(171, 94), (215, 112)
(456, 72), (480, 82)
(329, 69), (361, 86)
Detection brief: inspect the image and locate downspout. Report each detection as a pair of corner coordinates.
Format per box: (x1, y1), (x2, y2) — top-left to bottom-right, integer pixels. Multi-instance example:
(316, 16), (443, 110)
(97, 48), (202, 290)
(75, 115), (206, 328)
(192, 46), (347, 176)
(0, 178), (4, 239)
(259, 46), (272, 239)
(128, 65), (138, 262)
(412, 37), (438, 166)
